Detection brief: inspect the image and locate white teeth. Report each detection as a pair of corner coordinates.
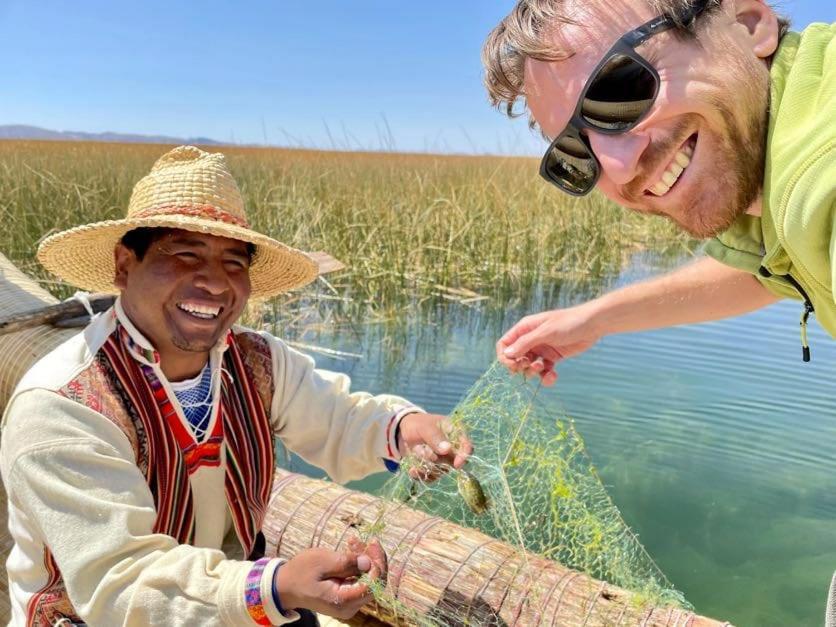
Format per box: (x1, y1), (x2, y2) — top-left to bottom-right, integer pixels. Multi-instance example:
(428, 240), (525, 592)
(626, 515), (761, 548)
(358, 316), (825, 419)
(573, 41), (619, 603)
(650, 181), (669, 196)
(177, 303), (220, 319)
(648, 139), (695, 197)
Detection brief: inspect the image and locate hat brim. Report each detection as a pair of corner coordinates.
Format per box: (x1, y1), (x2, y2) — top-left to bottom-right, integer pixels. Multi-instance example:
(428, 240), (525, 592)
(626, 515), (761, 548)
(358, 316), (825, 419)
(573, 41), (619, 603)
(37, 215), (319, 300)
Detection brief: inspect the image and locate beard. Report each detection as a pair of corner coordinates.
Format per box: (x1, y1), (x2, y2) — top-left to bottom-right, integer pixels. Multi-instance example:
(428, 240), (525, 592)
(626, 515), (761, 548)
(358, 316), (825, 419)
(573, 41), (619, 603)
(682, 91), (767, 239)
(623, 56), (770, 239)
(172, 331), (223, 353)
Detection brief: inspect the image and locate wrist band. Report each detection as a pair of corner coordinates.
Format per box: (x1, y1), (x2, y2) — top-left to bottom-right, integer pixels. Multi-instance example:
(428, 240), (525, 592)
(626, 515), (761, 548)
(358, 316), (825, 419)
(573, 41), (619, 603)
(383, 414), (403, 472)
(245, 557), (273, 625)
(271, 563), (286, 615)
(385, 413), (399, 459)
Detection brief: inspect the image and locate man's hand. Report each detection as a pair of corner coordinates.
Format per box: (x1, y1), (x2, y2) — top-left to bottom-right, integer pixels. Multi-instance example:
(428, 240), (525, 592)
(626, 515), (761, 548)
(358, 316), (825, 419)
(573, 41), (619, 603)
(496, 258), (781, 386)
(496, 305), (601, 386)
(275, 540), (387, 620)
(397, 413), (473, 480)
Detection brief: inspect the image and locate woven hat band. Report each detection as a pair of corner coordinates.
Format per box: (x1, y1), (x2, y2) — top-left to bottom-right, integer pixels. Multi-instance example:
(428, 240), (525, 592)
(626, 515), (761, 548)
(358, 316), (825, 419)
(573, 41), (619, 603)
(131, 205), (250, 228)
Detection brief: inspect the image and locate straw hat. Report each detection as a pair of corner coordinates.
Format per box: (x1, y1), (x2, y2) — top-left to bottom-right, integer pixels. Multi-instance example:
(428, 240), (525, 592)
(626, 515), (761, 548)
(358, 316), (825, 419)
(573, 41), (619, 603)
(37, 146), (318, 300)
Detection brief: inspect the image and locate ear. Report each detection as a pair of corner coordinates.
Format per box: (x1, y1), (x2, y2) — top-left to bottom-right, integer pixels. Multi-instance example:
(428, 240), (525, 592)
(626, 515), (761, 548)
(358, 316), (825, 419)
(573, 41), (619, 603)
(733, 0), (780, 59)
(113, 243), (134, 291)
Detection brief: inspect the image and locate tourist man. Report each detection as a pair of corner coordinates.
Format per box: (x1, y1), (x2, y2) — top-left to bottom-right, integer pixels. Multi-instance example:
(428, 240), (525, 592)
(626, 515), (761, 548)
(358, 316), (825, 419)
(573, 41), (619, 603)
(483, 0), (834, 617)
(0, 146), (471, 625)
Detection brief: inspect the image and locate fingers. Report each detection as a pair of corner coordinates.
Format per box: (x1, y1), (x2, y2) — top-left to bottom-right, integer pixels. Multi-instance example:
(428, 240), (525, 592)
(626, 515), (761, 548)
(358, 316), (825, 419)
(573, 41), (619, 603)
(345, 536), (388, 581)
(346, 535), (364, 554)
(322, 551), (364, 580)
(498, 313), (541, 349)
(496, 337), (519, 370)
(332, 578), (372, 608)
(500, 313), (551, 362)
(496, 314), (540, 370)
(452, 431), (473, 469)
(400, 414), (474, 479)
(406, 451), (444, 481)
(418, 418), (473, 472)
(497, 311), (575, 380)
(425, 418), (453, 456)
(541, 361), (558, 386)
(521, 356), (545, 379)
(441, 419), (473, 469)
(364, 539), (388, 580)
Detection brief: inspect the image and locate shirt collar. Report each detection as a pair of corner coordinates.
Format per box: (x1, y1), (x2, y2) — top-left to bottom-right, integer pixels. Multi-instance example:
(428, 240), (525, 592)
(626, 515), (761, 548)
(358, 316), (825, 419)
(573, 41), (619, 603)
(113, 296), (232, 368)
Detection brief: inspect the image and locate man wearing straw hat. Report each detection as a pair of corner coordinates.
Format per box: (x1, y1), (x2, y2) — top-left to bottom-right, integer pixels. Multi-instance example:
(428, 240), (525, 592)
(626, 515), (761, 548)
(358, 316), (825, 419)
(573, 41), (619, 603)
(0, 146), (470, 626)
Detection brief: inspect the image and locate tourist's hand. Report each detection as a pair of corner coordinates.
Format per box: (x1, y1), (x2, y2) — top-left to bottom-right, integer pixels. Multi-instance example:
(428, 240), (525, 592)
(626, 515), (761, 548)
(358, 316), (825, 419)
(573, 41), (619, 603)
(496, 306), (601, 386)
(275, 540), (387, 619)
(397, 413), (472, 480)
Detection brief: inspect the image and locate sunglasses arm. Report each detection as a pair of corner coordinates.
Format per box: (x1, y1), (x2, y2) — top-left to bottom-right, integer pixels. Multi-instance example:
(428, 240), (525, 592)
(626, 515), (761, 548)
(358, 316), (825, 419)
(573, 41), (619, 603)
(623, 16), (675, 48)
(623, 0), (712, 48)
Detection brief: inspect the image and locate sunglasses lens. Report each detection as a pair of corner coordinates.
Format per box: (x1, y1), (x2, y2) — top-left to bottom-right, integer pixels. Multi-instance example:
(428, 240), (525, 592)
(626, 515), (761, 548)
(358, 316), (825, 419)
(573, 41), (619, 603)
(542, 134), (597, 195)
(582, 54), (657, 130)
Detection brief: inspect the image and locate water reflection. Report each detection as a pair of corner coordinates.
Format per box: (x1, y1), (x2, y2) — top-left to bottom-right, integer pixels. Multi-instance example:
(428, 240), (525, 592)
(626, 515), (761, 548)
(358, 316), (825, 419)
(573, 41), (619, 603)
(266, 252), (836, 627)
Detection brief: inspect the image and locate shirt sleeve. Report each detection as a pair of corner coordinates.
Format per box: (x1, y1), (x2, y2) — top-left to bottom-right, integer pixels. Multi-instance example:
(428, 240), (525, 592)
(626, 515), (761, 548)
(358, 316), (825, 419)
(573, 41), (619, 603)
(0, 388), (295, 627)
(826, 179), (836, 305)
(266, 335), (422, 484)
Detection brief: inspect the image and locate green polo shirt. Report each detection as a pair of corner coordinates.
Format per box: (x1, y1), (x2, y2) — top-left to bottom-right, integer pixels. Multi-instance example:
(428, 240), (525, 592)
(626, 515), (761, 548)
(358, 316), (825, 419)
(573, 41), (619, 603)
(703, 23), (836, 339)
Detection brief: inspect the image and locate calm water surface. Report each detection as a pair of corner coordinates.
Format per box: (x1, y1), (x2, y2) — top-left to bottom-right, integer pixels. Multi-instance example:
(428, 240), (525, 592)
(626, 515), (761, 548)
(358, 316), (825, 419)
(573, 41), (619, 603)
(287, 254), (836, 627)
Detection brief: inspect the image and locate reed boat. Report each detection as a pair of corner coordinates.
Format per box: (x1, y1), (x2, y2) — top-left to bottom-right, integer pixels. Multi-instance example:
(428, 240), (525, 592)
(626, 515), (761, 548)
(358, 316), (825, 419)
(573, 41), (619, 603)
(0, 253), (730, 626)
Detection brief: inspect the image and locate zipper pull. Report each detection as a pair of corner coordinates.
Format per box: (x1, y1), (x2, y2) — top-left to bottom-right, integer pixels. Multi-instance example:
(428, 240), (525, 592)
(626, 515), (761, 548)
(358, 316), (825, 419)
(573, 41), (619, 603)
(759, 266), (814, 362)
(800, 302), (813, 362)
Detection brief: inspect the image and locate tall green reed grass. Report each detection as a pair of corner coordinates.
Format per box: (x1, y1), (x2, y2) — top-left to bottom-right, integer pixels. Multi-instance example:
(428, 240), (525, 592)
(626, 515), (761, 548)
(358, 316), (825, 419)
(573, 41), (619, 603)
(0, 140), (690, 319)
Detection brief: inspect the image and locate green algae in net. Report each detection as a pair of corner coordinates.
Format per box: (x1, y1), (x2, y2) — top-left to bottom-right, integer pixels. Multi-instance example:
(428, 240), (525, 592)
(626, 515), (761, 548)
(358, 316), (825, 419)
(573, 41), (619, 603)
(364, 362), (690, 624)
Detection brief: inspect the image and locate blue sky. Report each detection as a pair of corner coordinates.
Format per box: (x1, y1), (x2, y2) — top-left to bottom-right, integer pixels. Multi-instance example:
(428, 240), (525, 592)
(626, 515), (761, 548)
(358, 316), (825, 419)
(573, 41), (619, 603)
(0, 1), (832, 155)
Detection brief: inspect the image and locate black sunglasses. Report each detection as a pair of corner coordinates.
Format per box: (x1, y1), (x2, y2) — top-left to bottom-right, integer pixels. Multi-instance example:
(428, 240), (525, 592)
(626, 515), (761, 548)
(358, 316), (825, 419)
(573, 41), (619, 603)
(539, 1), (712, 196)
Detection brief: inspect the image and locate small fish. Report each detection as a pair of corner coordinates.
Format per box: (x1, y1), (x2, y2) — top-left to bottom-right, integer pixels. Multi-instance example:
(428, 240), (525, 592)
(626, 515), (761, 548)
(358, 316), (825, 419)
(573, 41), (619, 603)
(457, 468), (490, 515)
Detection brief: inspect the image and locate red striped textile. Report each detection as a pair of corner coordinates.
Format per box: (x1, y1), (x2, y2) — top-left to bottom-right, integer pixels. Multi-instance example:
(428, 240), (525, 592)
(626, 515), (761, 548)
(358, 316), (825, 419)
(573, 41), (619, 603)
(142, 365), (225, 473)
(221, 334), (276, 554)
(24, 551), (76, 627)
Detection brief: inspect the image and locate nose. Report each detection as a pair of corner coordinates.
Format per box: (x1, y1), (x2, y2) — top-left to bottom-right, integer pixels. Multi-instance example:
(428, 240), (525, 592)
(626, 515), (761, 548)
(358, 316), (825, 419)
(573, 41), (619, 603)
(586, 130), (650, 186)
(193, 260), (229, 296)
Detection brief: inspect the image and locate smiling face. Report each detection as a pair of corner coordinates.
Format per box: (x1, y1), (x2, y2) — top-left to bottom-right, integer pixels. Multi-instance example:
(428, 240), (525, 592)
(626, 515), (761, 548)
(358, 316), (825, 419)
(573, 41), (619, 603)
(114, 229), (252, 380)
(524, 0), (780, 237)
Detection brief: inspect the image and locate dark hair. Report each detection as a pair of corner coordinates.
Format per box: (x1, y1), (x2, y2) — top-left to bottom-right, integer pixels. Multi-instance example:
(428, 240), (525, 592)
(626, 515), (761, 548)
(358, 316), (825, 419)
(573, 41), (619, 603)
(120, 227), (257, 262)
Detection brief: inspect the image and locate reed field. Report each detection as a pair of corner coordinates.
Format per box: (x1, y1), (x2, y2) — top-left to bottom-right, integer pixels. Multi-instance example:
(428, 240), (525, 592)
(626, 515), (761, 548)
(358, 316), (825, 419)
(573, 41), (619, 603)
(0, 140), (691, 323)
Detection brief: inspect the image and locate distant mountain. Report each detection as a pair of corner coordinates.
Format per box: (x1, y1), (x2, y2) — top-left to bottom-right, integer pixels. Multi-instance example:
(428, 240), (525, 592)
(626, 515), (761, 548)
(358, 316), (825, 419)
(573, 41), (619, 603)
(0, 124), (224, 146)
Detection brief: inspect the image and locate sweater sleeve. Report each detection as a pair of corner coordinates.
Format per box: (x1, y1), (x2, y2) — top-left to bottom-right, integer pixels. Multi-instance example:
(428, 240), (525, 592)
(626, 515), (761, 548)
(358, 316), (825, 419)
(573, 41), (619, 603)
(0, 388), (295, 627)
(266, 335), (422, 484)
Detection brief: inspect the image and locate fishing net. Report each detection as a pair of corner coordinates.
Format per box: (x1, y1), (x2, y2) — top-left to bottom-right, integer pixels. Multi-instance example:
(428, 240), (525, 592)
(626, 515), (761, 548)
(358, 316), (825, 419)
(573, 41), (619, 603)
(358, 362), (690, 625)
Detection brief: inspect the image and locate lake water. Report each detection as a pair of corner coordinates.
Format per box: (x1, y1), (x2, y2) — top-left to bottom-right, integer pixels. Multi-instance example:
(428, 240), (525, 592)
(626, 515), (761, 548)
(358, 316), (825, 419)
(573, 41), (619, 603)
(287, 253), (836, 627)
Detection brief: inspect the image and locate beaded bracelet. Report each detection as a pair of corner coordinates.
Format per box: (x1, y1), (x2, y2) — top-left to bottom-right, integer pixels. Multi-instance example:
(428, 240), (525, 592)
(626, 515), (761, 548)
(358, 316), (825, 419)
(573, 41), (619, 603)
(245, 557), (273, 626)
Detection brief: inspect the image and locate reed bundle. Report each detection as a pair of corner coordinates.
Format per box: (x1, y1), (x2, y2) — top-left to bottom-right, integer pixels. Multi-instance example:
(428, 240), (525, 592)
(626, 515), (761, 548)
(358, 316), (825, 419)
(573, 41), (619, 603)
(263, 469), (729, 627)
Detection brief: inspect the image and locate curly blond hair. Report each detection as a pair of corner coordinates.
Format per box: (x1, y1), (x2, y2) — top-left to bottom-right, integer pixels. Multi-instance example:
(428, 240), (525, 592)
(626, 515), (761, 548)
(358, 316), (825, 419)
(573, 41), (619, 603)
(482, 0), (790, 123)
